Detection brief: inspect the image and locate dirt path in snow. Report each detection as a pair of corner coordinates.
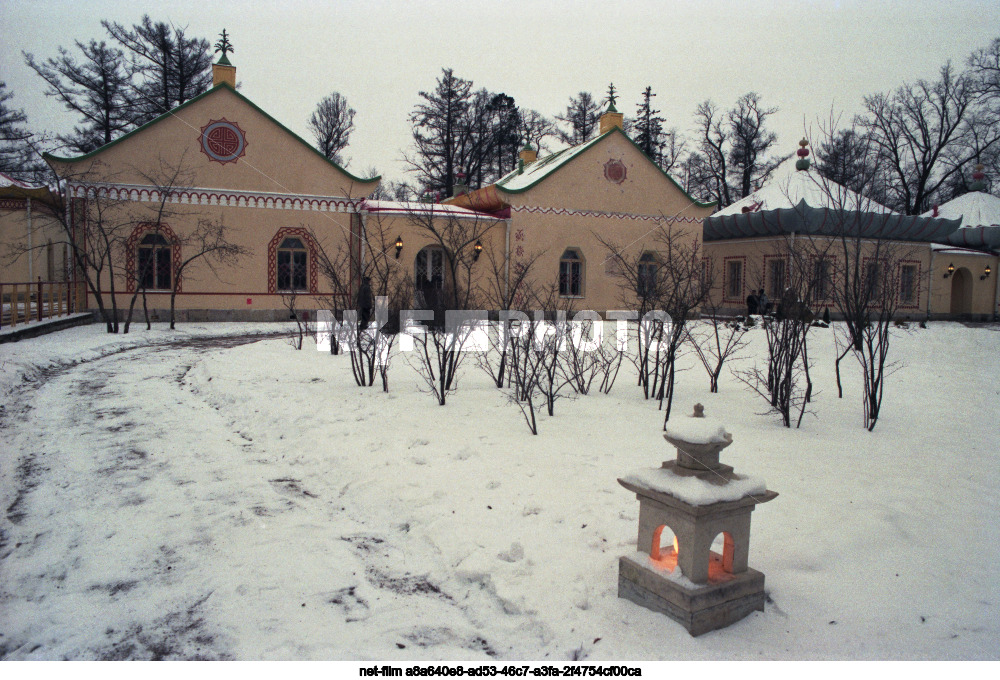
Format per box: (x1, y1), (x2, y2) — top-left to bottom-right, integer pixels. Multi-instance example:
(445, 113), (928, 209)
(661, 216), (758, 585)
(0, 334), (284, 659)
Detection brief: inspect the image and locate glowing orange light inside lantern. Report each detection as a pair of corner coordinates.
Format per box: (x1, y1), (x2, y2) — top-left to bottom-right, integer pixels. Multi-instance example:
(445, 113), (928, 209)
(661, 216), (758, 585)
(649, 525), (679, 571)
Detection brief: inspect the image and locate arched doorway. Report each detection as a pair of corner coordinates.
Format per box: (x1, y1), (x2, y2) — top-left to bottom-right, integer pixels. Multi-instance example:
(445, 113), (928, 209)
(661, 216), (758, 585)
(949, 267), (972, 316)
(414, 246), (446, 309)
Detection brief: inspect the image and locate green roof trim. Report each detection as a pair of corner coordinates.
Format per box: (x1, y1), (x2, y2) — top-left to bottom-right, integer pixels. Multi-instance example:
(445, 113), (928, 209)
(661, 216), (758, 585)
(42, 82), (380, 185)
(495, 127), (716, 209)
(216, 53), (232, 66)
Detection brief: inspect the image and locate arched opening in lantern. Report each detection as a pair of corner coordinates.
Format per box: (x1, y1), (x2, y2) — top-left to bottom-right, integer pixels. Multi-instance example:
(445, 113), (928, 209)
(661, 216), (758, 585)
(708, 531), (737, 583)
(650, 524), (679, 571)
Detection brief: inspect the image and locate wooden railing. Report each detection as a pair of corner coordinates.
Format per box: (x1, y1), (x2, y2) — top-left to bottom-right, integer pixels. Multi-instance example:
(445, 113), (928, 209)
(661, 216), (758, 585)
(0, 279), (86, 330)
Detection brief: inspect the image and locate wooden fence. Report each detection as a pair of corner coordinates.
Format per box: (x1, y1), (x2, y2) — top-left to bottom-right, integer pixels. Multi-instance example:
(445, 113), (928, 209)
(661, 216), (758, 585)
(0, 279), (86, 330)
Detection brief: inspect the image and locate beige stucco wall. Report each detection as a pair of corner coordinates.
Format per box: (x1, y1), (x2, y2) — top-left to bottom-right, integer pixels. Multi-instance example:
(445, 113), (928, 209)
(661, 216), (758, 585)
(0, 201), (67, 283)
(927, 249), (999, 317)
(500, 130), (715, 313)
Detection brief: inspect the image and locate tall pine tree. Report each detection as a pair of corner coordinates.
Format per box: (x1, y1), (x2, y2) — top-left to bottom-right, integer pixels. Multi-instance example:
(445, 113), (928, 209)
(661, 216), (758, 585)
(555, 92), (600, 146)
(408, 68), (473, 198)
(633, 86), (666, 165)
(102, 17), (213, 124)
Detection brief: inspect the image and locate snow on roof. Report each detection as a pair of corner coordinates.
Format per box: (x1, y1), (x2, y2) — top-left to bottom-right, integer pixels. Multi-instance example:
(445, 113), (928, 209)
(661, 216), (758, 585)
(494, 132), (608, 192)
(715, 157), (892, 216)
(923, 191), (1000, 228)
(619, 467), (767, 506)
(360, 199), (497, 220)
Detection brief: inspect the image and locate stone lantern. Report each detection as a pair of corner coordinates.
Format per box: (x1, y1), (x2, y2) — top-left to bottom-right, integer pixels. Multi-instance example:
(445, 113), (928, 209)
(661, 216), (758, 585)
(617, 404), (777, 636)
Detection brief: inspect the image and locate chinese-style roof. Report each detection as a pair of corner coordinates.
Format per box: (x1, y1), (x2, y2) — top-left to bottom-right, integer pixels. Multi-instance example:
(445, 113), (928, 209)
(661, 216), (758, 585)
(923, 191), (1000, 228)
(704, 200), (962, 244)
(921, 191), (1000, 250)
(715, 157), (892, 216)
(0, 171), (55, 203)
(360, 199), (498, 221)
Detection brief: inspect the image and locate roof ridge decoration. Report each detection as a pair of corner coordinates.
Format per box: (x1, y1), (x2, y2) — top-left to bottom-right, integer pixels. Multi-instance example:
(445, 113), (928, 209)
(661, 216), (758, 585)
(214, 29), (234, 66)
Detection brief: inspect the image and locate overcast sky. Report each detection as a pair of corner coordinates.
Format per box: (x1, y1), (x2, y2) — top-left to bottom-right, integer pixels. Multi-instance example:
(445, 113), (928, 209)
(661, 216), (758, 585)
(2, 0), (999, 187)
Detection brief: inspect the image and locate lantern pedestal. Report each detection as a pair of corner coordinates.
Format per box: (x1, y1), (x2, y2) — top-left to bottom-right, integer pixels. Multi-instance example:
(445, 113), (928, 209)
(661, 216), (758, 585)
(619, 554), (766, 637)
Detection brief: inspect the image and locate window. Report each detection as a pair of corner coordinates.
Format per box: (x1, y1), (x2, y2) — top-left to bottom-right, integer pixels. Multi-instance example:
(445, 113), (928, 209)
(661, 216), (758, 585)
(277, 237), (308, 291)
(864, 261), (881, 299)
(767, 258), (785, 299)
(814, 258), (831, 301)
(637, 252), (658, 298)
(726, 260), (743, 299)
(900, 264), (917, 305)
(138, 233), (172, 290)
(559, 248), (583, 297)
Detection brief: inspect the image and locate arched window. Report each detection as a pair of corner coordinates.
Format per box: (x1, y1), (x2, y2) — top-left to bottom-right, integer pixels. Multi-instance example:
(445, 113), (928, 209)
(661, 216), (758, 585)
(637, 252), (658, 298)
(559, 248), (584, 297)
(138, 233), (172, 290)
(277, 237), (308, 291)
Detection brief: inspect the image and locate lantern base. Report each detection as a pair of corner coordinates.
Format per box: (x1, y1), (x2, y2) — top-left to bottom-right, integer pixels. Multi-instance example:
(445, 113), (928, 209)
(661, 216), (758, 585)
(618, 554), (765, 637)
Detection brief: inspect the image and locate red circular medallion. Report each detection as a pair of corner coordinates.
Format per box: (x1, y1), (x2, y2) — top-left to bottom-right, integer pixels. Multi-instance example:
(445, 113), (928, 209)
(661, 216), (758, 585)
(604, 159), (627, 184)
(199, 119), (247, 164)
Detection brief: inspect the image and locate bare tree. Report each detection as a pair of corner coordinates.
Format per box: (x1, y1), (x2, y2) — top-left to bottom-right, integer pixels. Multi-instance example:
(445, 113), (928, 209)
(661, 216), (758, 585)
(686, 293), (752, 394)
(599, 224), (709, 424)
(734, 236), (823, 428)
(687, 93), (786, 208)
(858, 62), (1000, 214)
(167, 218), (249, 330)
(403, 206), (501, 405)
(309, 92), (355, 166)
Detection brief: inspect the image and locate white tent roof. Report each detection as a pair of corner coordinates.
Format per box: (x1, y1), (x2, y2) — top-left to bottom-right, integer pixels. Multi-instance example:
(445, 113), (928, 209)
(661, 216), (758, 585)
(714, 157), (892, 216)
(922, 191), (1000, 228)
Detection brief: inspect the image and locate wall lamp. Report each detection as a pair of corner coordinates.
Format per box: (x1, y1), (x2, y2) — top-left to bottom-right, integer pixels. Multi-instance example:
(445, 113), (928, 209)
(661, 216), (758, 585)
(982, 265), (992, 281)
(394, 236), (403, 259)
(943, 263), (955, 279)
(473, 240), (483, 262)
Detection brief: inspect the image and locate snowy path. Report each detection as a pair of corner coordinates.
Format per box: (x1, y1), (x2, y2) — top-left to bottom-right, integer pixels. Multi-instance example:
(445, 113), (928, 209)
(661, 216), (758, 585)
(1, 323), (999, 659)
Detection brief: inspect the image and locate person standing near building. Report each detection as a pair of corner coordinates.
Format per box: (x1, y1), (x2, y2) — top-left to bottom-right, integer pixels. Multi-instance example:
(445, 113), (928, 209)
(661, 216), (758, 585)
(758, 289), (770, 315)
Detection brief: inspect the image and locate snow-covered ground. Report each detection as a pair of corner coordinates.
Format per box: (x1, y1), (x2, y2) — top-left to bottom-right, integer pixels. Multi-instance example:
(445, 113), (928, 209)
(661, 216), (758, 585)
(1, 320), (998, 660)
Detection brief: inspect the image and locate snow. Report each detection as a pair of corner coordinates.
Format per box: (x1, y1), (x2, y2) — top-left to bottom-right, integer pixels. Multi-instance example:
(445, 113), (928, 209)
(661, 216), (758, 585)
(361, 199), (491, 219)
(715, 157), (893, 216)
(923, 191), (1000, 228)
(495, 134), (606, 193)
(620, 467), (767, 506)
(663, 414), (730, 445)
(2, 320), (999, 660)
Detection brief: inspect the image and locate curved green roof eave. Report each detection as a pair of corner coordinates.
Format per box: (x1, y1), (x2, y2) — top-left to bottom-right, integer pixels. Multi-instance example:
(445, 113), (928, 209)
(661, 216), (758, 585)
(495, 127), (716, 210)
(42, 82), (380, 186)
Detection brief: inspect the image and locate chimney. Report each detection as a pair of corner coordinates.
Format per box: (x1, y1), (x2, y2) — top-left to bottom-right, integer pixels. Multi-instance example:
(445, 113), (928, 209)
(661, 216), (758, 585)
(212, 53), (236, 88)
(519, 143), (537, 166)
(599, 103), (624, 136)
